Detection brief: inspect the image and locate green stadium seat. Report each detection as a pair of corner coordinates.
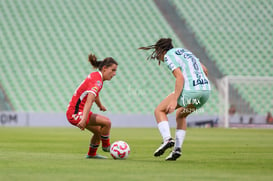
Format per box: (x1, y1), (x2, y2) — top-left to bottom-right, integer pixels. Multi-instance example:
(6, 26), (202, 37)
(171, 0), (273, 114)
(0, 0), (221, 114)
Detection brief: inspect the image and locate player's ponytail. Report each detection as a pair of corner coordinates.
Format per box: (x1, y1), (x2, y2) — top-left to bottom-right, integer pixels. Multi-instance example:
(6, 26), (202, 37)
(88, 53), (118, 70)
(139, 38), (174, 64)
(88, 53), (103, 69)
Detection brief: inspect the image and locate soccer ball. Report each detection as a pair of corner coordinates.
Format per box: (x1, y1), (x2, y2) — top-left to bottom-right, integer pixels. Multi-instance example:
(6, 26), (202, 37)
(110, 141), (130, 159)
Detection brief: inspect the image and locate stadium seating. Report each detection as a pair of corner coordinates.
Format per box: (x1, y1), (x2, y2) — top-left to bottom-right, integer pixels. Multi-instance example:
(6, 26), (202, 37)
(171, 0), (273, 76)
(3, 0), (264, 115)
(1, 0), (219, 114)
(0, 90), (10, 110)
(171, 0), (273, 114)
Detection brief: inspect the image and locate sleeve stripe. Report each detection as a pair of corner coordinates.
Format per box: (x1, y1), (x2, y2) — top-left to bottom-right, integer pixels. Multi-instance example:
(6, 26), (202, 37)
(80, 91), (97, 100)
(89, 91), (97, 96)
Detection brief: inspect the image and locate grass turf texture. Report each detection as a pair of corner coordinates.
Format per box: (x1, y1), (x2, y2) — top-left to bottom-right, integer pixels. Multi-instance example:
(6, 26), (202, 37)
(0, 127), (272, 181)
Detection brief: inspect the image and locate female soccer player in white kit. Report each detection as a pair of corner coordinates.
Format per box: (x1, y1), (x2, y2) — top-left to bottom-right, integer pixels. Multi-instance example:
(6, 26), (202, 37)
(139, 38), (211, 161)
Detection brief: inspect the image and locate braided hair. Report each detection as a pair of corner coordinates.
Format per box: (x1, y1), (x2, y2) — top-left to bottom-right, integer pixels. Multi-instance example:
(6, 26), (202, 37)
(138, 38), (174, 65)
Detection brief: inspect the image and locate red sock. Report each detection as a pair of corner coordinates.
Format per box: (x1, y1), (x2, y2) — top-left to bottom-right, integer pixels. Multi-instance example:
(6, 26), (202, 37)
(101, 135), (110, 148)
(88, 144), (99, 156)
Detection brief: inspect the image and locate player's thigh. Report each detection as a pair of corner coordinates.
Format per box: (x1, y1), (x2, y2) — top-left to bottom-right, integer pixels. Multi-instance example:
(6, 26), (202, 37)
(88, 113), (111, 127)
(176, 104), (196, 119)
(86, 125), (101, 135)
(155, 93), (175, 112)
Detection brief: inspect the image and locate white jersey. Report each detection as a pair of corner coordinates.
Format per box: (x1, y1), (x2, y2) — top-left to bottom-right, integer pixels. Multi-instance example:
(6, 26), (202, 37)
(164, 48), (211, 91)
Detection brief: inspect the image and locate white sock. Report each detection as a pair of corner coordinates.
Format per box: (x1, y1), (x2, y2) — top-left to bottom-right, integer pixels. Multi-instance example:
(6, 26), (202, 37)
(175, 129), (186, 148)
(157, 121), (171, 142)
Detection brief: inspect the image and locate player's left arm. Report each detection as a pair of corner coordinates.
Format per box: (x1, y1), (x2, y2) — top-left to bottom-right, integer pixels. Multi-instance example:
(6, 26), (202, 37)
(200, 63), (208, 77)
(167, 68), (184, 113)
(95, 96), (107, 111)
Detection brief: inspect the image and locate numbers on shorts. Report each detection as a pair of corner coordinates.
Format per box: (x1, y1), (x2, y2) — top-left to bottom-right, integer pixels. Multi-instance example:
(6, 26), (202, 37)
(72, 112), (83, 121)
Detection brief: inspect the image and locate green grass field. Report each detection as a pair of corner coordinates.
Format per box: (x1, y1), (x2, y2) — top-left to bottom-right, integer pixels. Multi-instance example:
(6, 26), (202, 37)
(0, 127), (272, 181)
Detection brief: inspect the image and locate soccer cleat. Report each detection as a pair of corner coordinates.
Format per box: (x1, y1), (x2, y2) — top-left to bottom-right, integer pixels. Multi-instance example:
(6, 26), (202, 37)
(86, 154), (107, 159)
(154, 138), (175, 157)
(165, 147), (182, 161)
(102, 146), (110, 152)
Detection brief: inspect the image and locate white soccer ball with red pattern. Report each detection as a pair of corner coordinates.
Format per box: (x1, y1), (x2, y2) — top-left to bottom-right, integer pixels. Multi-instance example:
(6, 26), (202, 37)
(110, 141), (130, 159)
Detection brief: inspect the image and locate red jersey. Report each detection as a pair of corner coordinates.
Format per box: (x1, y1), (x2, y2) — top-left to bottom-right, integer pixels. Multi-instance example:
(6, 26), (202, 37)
(67, 71), (103, 114)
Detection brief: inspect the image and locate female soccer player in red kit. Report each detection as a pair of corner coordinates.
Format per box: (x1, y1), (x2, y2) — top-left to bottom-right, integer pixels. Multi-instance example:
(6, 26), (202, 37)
(66, 53), (118, 159)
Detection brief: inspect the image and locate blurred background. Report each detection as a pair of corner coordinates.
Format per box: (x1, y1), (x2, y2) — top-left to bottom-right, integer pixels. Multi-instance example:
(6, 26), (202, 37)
(0, 0), (272, 128)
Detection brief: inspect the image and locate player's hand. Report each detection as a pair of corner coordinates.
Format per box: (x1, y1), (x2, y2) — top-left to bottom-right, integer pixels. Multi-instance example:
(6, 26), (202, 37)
(99, 105), (107, 112)
(166, 100), (177, 114)
(77, 120), (86, 131)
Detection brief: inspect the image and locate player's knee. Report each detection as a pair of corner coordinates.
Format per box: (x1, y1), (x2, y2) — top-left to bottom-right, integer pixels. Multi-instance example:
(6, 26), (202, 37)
(154, 107), (160, 116)
(154, 107), (167, 116)
(104, 117), (111, 128)
(91, 127), (101, 136)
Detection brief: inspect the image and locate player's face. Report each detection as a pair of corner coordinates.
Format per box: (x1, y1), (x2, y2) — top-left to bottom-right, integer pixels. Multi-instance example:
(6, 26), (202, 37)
(102, 64), (118, 81)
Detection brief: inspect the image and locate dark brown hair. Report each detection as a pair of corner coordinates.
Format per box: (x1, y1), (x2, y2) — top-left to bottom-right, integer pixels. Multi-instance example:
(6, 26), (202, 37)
(88, 53), (118, 70)
(138, 38), (174, 64)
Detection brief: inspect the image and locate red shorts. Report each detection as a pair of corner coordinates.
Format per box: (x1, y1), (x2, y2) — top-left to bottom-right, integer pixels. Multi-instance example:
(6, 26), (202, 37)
(66, 109), (93, 126)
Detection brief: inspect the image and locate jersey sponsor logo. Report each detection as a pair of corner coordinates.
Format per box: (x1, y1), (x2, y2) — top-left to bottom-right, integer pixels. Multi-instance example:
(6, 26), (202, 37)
(181, 96), (201, 107)
(96, 81), (102, 88)
(175, 48), (198, 62)
(175, 48), (189, 55)
(193, 78), (209, 86)
(91, 86), (99, 93)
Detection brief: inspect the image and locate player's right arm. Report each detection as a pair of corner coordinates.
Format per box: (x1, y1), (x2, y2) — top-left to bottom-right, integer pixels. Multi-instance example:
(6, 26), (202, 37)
(167, 68), (184, 114)
(77, 93), (95, 130)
